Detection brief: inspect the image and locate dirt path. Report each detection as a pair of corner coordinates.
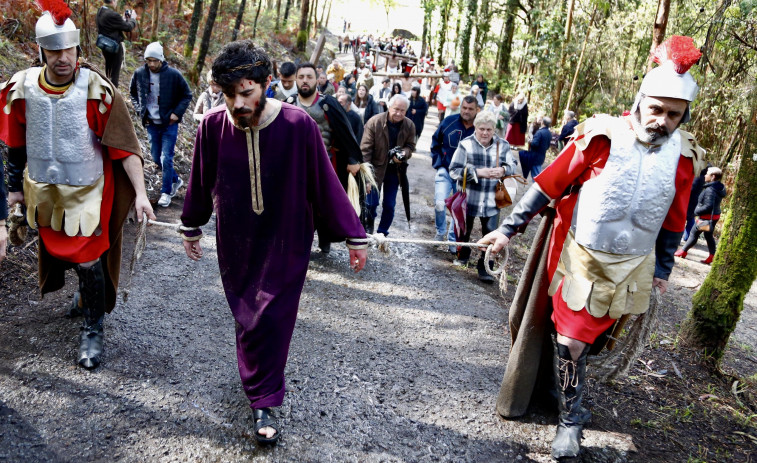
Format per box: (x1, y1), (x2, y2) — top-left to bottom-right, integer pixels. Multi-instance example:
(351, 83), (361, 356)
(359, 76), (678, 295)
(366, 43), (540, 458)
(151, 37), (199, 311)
(1, 90), (754, 461)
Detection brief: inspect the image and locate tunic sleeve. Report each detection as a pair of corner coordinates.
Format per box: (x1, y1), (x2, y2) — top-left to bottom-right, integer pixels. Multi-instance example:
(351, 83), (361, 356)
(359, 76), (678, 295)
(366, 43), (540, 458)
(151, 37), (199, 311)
(306, 118), (366, 243)
(535, 136), (610, 199)
(181, 117), (217, 234)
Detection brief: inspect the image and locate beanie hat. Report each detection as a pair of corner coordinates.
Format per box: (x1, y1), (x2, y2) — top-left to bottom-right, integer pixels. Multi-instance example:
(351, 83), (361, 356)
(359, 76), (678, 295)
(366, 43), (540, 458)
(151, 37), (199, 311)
(145, 42), (165, 61)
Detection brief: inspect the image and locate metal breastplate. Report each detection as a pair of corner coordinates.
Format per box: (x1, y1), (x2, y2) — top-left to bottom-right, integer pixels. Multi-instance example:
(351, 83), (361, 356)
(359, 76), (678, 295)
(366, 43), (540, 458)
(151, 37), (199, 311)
(297, 97), (332, 150)
(24, 67), (104, 186)
(572, 123), (681, 255)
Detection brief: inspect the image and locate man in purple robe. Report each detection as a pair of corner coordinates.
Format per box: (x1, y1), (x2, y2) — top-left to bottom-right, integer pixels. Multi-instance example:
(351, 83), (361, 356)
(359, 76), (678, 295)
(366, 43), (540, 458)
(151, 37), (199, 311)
(179, 40), (368, 445)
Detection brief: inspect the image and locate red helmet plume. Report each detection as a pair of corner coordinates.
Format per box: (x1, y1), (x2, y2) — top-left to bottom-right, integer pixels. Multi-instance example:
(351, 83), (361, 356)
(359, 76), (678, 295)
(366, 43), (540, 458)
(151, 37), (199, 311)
(36, 0), (73, 26)
(651, 35), (702, 74)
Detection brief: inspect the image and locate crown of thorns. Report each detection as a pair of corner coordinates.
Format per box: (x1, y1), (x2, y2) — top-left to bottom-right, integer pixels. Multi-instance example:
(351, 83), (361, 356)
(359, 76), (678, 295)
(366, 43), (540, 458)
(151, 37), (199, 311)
(228, 61), (266, 72)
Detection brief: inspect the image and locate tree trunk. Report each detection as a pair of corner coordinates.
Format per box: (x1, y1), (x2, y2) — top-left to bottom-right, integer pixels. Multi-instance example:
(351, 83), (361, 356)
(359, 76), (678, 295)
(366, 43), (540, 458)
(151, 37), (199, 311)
(232, 0), (248, 41)
(275, 0), (282, 31)
(252, 0), (263, 38)
(191, 0), (221, 84)
(473, 0), (490, 69)
(421, 0), (431, 58)
(283, 0), (292, 23)
(497, 0), (518, 76)
(459, 0), (477, 76)
(184, 0), (204, 58)
(550, 0), (576, 123)
(324, 0), (332, 31)
(565, 6), (596, 113)
(453, 0), (463, 63)
(309, 0), (318, 35)
(318, 0), (327, 29)
(176, 0), (183, 14)
(679, 97), (757, 362)
(437, 0), (451, 63)
(646, 0), (671, 72)
(296, 0), (310, 51)
(150, 0), (161, 41)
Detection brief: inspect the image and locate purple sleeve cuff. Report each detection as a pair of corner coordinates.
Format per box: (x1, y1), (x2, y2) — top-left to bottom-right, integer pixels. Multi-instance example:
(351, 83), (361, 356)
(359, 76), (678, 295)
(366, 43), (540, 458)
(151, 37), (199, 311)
(179, 225), (202, 241)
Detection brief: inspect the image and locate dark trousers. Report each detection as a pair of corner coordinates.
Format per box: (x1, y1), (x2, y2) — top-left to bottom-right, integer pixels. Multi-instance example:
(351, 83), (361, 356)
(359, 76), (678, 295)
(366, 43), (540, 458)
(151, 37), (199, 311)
(682, 219), (718, 255)
(102, 45), (124, 87)
(367, 164), (401, 235)
(458, 214), (498, 264)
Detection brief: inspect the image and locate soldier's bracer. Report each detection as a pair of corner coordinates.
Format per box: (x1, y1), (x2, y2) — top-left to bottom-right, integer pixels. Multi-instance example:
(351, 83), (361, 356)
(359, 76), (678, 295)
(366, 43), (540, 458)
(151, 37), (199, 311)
(7, 146), (27, 192)
(497, 183), (551, 238)
(654, 227), (682, 280)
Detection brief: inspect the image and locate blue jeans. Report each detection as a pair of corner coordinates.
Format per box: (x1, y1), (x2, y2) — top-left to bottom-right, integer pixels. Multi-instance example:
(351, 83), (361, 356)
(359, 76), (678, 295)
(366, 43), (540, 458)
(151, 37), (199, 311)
(434, 168), (456, 241)
(682, 216), (695, 242)
(146, 122), (180, 194)
(367, 165), (400, 235)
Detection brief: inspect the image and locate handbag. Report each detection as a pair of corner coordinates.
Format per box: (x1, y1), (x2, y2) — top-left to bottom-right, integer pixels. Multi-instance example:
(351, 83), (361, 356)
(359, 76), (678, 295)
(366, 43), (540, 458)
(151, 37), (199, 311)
(96, 34), (120, 54)
(445, 166), (468, 240)
(493, 140), (527, 208)
(695, 219), (711, 232)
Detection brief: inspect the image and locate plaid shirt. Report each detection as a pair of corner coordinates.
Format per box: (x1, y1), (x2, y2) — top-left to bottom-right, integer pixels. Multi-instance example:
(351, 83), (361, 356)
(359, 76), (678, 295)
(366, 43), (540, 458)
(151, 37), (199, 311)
(449, 134), (517, 218)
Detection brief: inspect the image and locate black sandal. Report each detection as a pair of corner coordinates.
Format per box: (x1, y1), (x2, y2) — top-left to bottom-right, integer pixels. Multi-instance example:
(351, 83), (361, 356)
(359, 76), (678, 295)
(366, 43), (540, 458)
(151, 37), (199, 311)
(253, 408), (280, 445)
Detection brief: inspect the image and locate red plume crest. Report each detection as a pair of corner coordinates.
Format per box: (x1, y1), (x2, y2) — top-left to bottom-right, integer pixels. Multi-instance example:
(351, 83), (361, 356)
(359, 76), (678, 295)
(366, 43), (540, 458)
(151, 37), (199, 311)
(36, 0), (73, 26)
(651, 36), (702, 74)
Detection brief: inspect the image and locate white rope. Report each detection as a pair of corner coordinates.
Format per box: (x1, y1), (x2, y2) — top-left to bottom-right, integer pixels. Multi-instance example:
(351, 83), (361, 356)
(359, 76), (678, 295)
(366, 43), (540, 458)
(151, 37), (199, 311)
(136, 221), (512, 295)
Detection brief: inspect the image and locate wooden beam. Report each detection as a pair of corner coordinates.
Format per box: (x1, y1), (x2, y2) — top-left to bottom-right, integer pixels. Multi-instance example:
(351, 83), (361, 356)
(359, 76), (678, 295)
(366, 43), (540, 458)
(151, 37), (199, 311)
(309, 32), (327, 64)
(373, 72), (445, 78)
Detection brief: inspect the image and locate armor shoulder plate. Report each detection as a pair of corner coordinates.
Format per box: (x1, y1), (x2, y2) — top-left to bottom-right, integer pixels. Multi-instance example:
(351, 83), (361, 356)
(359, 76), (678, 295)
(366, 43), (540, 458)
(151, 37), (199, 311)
(571, 114), (617, 151)
(2, 69), (31, 115)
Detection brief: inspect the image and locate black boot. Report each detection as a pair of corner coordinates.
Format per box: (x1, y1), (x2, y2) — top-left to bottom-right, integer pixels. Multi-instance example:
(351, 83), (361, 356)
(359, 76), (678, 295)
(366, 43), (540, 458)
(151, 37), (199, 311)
(477, 258), (495, 283)
(75, 260), (106, 369)
(551, 335), (591, 461)
(364, 217), (375, 235)
(66, 291), (82, 318)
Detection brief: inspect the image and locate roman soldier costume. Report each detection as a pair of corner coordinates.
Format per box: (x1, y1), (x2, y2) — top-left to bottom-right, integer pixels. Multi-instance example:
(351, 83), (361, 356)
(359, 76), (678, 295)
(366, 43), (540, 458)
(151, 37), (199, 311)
(493, 36), (706, 460)
(0, 0), (144, 369)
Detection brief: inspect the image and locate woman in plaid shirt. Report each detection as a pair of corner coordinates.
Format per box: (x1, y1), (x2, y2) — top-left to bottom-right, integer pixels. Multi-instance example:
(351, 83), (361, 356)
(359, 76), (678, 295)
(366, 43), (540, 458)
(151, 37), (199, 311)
(449, 111), (518, 282)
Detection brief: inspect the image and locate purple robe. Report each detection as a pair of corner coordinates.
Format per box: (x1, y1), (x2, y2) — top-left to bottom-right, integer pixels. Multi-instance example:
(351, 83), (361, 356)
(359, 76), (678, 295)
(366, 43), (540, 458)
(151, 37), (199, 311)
(181, 101), (366, 409)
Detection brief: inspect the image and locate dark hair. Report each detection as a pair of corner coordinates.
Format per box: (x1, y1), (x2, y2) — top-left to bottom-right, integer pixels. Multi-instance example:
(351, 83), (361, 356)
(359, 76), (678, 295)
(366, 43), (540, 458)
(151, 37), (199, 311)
(462, 95), (477, 106)
(279, 61), (296, 77)
(391, 82), (402, 96)
(212, 40), (272, 93)
(296, 62), (317, 76)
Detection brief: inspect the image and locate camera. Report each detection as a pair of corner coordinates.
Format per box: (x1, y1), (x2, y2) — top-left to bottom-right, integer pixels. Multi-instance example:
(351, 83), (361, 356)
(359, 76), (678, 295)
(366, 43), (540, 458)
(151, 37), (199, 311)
(388, 146), (405, 163)
(124, 9), (133, 18)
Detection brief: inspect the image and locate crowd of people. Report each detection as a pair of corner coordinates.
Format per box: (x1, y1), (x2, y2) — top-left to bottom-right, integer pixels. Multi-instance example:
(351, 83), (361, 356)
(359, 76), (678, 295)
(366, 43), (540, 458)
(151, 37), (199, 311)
(0, 4), (726, 460)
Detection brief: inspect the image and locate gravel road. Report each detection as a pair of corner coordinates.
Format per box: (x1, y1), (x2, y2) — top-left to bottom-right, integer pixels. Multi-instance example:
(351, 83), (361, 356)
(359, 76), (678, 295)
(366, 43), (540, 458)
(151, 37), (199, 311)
(1, 99), (752, 462)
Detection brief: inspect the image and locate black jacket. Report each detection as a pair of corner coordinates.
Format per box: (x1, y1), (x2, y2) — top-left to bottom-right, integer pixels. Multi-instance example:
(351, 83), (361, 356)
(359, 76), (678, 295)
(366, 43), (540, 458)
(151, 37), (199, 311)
(686, 167), (709, 219)
(508, 102), (528, 133)
(96, 6), (136, 43)
(345, 109), (365, 144)
(558, 119), (578, 143)
(695, 181), (726, 217)
(129, 62), (193, 126)
(406, 96), (428, 136)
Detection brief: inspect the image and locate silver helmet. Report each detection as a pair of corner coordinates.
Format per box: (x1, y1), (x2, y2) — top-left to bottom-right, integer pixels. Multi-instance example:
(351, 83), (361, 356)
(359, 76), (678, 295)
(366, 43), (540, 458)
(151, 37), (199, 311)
(631, 36), (701, 124)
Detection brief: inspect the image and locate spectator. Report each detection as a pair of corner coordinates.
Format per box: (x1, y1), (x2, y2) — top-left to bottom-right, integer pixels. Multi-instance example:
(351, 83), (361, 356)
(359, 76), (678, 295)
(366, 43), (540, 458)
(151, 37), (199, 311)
(448, 65), (461, 84)
(406, 85), (428, 142)
(435, 72), (454, 122)
(95, 0), (136, 86)
(316, 72), (336, 96)
(675, 167), (727, 264)
(449, 111), (517, 281)
(327, 59), (346, 83)
(430, 96), (478, 250)
(193, 70), (225, 122)
(390, 82), (404, 99)
(361, 94), (416, 235)
(129, 42), (193, 208)
(354, 83), (380, 123)
(341, 73), (357, 98)
(470, 84), (484, 109)
(557, 110), (578, 149)
(683, 165), (710, 242)
(445, 82), (463, 117)
(518, 117), (552, 180)
(471, 74), (488, 102)
(487, 94), (509, 137)
(505, 93), (528, 147)
(371, 77), (392, 111)
(338, 93), (364, 143)
(272, 61), (297, 101)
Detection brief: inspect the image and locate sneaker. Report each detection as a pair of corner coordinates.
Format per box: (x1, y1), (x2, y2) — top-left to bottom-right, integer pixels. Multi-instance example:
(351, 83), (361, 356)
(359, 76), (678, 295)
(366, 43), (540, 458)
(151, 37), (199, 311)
(170, 177), (184, 197)
(158, 193), (171, 207)
(452, 258), (469, 267)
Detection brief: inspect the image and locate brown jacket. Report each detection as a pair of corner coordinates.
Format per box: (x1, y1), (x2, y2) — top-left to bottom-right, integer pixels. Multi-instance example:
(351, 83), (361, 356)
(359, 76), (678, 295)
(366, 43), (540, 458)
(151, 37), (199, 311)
(39, 63), (142, 312)
(361, 112), (416, 188)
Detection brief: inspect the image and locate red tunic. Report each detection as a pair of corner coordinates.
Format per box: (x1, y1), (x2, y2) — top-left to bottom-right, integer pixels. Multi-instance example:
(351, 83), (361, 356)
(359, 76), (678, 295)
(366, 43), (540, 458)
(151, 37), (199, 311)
(0, 75), (134, 263)
(534, 129), (695, 342)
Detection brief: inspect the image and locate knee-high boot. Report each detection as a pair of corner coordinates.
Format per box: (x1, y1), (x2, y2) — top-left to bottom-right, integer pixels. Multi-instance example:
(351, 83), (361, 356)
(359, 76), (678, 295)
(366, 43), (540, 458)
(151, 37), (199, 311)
(75, 260), (106, 369)
(551, 335), (591, 460)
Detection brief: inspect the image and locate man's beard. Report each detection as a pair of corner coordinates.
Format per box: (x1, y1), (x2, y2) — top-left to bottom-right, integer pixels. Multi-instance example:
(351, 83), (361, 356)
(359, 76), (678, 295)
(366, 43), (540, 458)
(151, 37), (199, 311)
(630, 110), (670, 145)
(233, 94), (267, 128)
(298, 84), (316, 98)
